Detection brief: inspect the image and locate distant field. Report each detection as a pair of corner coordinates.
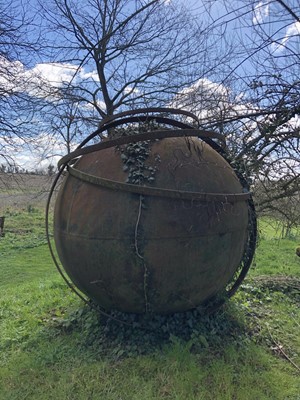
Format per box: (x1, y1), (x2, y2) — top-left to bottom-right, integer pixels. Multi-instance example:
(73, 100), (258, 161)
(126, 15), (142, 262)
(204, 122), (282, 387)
(0, 173), (55, 211)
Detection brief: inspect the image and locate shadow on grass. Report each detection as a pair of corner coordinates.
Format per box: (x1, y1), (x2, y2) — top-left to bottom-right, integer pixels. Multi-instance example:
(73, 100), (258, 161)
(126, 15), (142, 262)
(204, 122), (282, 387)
(48, 299), (253, 360)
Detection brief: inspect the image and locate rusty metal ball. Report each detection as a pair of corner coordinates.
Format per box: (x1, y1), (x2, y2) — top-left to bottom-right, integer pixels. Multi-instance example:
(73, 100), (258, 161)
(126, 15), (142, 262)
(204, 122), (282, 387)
(53, 136), (249, 314)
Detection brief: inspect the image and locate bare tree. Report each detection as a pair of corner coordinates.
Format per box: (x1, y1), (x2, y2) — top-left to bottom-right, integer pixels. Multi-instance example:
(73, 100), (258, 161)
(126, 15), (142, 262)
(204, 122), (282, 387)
(0, 0), (50, 168)
(43, 98), (93, 154)
(38, 0), (236, 123)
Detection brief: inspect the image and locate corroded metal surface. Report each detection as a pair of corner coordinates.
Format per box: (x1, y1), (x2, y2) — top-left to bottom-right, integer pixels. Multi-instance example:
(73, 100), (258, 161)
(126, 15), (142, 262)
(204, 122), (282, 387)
(53, 135), (250, 314)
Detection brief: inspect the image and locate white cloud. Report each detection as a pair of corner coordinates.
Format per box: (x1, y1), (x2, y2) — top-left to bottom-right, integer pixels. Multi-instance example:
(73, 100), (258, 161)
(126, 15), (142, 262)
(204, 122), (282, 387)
(29, 63), (101, 87)
(179, 78), (228, 97)
(0, 131), (77, 171)
(22, 63), (82, 99)
(288, 114), (300, 129)
(83, 98), (106, 112)
(283, 20), (300, 37)
(171, 78), (273, 138)
(0, 59), (102, 100)
(28, 63), (79, 86)
(79, 69), (100, 82)
(271, 21), (300, 53)
(253, 1), (270, 25)
(171, 78), (235, 122)
(26, 63), (104, 100)
(0, 57), (24, 94)
(123, 86), (140, 96)
(0, 59), (78, 99)
(0, 60), (105, 170)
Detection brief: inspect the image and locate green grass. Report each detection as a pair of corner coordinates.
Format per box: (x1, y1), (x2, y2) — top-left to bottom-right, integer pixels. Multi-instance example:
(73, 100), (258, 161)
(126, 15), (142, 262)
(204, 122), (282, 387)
(253, 218), (300, 276)
(0, 209), (300, 399)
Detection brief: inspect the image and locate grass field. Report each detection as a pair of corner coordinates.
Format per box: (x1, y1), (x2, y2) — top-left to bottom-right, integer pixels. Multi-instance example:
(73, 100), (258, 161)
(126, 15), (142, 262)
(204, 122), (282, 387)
(0, 205), (299, 399)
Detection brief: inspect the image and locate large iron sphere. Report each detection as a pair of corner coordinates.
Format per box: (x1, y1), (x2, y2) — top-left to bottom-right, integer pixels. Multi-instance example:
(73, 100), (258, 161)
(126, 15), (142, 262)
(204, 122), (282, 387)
(53, 136), (249, 314)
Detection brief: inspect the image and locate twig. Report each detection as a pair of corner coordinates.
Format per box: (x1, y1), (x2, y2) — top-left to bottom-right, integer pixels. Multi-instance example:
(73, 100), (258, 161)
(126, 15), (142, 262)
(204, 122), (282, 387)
(290, 315), (300, 329)
(267, 324), (300, 373)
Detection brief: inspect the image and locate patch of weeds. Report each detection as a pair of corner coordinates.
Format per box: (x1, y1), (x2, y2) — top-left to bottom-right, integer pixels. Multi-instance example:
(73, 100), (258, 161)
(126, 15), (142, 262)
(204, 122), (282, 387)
(54, 300), (250, 360)
(51, 280), (297, 373)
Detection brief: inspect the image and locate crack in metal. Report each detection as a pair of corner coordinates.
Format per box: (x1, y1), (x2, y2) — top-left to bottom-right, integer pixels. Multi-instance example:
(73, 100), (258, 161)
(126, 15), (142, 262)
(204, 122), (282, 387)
(134, 194), (149, 313)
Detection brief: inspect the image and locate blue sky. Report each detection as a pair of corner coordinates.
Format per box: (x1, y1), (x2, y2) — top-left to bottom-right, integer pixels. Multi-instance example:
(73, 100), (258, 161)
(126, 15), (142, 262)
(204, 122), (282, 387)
(3, 0), (300, 170)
